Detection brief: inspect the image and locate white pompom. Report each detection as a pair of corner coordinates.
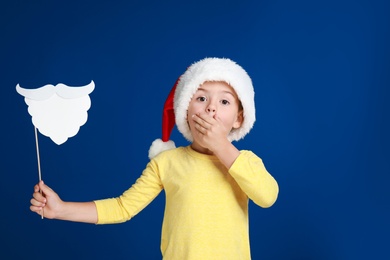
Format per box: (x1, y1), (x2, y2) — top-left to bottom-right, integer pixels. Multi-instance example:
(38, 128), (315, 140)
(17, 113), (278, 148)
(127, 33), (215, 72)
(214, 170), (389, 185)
(148, 139), (176, 159)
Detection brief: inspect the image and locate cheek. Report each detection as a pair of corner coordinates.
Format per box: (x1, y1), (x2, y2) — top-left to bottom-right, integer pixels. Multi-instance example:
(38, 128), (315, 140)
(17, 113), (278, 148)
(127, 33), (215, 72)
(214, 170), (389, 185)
(187, 102), (203, 116)
(220, 112), (240, 127)
(219, 115), (233, 125)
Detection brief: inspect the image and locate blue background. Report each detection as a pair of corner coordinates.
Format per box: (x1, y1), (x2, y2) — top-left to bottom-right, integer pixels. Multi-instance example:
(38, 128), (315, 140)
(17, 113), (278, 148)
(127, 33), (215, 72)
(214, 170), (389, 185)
(1, 0), (389, 259)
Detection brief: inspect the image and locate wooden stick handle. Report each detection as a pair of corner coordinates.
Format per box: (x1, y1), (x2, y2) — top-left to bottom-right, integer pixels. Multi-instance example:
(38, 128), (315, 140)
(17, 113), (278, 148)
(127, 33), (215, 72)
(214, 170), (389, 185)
(34, 127), (44, 219)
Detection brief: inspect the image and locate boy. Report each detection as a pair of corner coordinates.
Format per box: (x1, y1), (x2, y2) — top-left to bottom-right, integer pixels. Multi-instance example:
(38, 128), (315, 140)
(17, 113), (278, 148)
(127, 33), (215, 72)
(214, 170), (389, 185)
(30, 57), (279, 259)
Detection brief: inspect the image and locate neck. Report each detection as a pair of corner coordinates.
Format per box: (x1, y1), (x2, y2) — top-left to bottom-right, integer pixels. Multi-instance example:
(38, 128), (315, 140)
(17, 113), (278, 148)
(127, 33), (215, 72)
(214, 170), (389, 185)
(190, 143), (214, 155)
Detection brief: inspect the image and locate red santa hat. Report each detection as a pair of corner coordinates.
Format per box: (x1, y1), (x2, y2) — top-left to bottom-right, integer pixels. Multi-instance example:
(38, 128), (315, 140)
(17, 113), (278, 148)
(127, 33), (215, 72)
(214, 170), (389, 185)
(148, 57), (256, 159)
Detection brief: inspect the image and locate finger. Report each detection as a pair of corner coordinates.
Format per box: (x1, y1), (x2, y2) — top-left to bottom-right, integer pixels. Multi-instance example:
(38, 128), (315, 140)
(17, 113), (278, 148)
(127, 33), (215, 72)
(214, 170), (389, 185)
(32, 191), (46, 203)
(39, 180), (53, 195)
(194, 123), (205, 134)
(34, 184), (40, 193)
(194, 117), (210, 132)
(30, 205), (45, 217)
(199, 112), (217, 123)
(30, 205), (43, 213)
(193, 114), (211, 130)
(30, 197), (45, 207)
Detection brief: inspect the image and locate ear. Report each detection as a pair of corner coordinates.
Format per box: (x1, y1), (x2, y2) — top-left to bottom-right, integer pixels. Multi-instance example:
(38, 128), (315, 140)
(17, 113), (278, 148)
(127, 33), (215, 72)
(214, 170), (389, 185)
(232, 110), (244, 129)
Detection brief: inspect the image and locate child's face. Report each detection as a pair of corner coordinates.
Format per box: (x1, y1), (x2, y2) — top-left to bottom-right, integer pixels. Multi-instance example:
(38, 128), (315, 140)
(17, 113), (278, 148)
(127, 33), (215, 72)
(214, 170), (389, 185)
(187, 81), (243, 138)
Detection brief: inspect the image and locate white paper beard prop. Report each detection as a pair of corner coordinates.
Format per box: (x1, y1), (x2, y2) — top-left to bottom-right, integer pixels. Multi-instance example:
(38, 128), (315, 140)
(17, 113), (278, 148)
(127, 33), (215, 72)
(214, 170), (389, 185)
(16, 81), (95, 145)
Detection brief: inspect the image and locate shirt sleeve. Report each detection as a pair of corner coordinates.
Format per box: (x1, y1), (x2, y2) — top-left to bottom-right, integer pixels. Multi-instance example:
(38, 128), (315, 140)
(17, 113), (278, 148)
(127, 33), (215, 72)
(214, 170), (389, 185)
(228, 150), (279, 208)
(94, 160), (163, 224)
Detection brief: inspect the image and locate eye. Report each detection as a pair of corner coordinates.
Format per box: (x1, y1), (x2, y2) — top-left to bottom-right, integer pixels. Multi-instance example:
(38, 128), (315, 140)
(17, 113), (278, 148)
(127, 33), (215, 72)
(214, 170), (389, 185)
(197, 96), (207, 102)
(221, 99), (230, 105)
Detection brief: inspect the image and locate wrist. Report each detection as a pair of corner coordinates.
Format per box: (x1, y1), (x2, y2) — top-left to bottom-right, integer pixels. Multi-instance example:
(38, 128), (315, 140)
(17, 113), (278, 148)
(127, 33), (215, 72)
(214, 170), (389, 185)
(213, 141), (240, 169)
(55, 200), (67, 220)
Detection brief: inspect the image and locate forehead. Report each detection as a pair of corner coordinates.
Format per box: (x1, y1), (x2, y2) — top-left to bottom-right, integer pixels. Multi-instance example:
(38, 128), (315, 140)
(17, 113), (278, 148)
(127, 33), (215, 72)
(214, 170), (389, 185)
(196, 81), (237, 95)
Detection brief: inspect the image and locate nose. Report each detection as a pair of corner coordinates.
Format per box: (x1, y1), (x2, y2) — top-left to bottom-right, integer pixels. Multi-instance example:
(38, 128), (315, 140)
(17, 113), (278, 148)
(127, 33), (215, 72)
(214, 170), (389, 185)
(206, 104), (216, 114)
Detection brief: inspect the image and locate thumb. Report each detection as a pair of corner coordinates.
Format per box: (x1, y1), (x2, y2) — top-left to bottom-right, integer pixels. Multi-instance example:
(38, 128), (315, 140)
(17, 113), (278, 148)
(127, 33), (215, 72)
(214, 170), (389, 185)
(38, 180), (53, 195)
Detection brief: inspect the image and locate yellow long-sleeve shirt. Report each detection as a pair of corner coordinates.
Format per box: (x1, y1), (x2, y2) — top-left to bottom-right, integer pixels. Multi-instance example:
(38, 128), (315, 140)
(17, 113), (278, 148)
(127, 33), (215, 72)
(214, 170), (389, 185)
(94, 146), (278, 260)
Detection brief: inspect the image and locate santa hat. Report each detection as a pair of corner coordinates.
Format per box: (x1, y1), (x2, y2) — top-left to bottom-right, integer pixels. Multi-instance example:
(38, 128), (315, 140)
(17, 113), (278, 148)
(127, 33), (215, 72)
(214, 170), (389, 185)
(148, 57), (255, 159)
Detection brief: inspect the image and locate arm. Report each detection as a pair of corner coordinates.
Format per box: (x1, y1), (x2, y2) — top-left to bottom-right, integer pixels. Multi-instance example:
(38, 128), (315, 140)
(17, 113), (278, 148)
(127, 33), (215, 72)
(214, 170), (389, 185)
(93, 161), (163, 224)
(229, 151), (279, 208)
(31, 161), (163, 225)
(191, 112), (278, 207)
(213, 141), (278, 208)
(30, 181), (98, 223)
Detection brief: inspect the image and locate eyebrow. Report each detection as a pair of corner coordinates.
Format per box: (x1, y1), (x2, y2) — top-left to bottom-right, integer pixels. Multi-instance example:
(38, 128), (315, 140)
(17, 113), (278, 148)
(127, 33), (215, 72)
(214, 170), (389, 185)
(223, 91), (236, 98)
(197, 88), (236, 97)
